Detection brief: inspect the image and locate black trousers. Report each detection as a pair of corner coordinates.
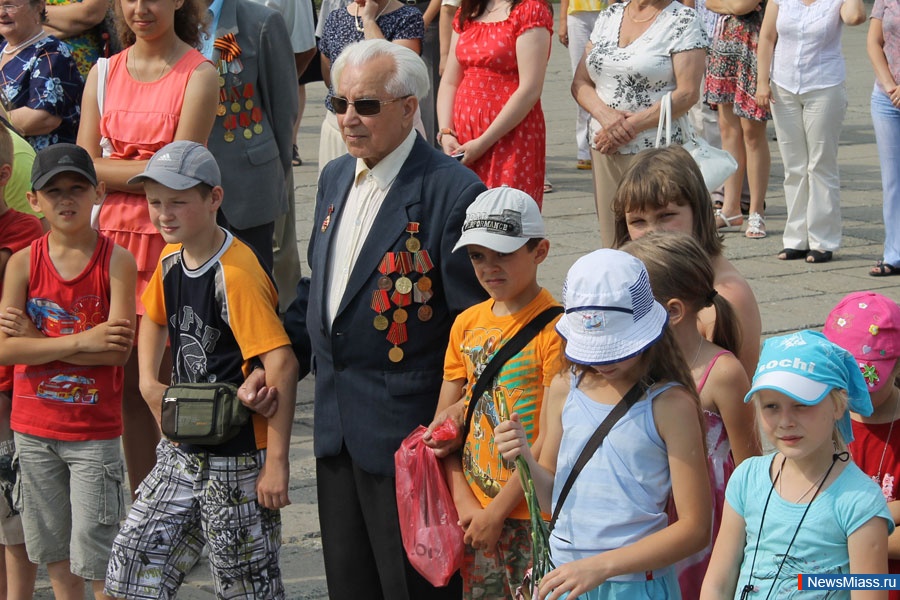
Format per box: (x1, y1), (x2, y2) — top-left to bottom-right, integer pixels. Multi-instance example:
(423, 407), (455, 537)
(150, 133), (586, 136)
(316, 446), (462, 600)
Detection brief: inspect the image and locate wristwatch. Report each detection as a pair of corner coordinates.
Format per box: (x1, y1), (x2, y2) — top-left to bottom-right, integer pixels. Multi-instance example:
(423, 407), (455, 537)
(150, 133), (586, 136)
(437, 128), (457, 143)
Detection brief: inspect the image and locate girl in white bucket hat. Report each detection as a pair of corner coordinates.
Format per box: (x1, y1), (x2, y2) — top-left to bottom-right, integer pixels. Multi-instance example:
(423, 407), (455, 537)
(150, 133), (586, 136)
(495, 248), (711, 599)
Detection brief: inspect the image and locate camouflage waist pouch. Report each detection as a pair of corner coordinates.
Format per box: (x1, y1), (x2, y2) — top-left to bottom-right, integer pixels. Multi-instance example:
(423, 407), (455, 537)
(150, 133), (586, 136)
(160, 383), (250, 445)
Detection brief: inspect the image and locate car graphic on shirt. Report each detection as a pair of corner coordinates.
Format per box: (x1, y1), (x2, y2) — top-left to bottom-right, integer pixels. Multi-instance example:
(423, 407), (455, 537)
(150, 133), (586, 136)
(36, 375), (99, 404)
(26, 299), (80, 335)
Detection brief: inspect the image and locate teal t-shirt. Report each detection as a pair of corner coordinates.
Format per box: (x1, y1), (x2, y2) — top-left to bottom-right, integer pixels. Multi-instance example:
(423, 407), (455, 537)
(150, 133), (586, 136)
(727, 454), (893, 599)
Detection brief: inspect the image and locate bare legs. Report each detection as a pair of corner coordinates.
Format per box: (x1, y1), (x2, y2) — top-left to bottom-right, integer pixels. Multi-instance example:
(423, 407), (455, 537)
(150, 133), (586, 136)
(717, 102), (770, 235)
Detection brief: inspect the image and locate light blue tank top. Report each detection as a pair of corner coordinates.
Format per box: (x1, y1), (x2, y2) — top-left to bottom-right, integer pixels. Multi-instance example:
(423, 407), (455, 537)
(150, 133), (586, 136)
(550, 378), (678, 582)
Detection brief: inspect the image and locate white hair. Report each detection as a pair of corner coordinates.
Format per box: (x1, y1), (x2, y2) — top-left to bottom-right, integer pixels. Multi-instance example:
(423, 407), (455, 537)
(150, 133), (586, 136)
(331, 39), (430, 100)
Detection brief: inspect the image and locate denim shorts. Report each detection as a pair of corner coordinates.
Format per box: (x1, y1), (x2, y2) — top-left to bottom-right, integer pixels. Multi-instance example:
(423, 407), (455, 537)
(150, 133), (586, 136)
(13, 432), (125, 580)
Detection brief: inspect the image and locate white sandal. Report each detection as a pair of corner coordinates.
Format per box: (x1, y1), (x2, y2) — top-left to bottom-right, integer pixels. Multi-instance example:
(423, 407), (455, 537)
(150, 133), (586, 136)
(745, 212), (766, 239)
(715, 208), (743, 232)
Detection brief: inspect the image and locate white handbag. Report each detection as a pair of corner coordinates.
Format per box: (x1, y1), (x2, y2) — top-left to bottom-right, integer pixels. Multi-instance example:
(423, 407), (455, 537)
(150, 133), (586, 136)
(654, 92), (737, 191)
(91, 57), (112, 230)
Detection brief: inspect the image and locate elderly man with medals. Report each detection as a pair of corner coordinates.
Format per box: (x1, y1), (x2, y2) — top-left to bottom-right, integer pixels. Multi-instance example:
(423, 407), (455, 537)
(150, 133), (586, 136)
(239, 39), (487, 599)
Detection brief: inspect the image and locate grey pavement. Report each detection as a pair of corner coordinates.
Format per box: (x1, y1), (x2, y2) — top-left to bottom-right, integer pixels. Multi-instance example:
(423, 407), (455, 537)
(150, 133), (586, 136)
(34, 19), (900, 598)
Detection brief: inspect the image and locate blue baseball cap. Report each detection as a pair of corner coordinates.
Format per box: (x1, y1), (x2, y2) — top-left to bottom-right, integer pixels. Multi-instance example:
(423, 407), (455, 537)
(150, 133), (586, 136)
(745, 330), (872, 443)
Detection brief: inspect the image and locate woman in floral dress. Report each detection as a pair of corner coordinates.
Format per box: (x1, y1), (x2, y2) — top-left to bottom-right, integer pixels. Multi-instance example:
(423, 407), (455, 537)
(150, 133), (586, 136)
(705, 0), (771, 239)
(437, 0), (552, 207)
(571, 0), (708, 246)
(0, 0), (83, 150)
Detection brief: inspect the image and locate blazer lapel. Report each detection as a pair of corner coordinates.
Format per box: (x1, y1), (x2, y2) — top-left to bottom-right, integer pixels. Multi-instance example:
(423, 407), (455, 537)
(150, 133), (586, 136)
(314, 160), (355, 328)
(335, 140), (429, 319)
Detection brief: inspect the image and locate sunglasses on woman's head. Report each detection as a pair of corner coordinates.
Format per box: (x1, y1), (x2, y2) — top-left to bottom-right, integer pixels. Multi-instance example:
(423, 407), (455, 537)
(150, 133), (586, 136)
(331, 95), (411, 116)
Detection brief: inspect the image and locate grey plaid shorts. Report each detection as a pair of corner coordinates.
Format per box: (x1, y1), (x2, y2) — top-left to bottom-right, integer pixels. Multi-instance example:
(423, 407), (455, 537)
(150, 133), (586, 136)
(104, 439), (283, 599)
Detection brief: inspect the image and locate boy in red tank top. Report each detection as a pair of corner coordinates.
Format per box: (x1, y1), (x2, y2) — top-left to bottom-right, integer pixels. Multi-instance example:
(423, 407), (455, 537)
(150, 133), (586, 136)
(0, 144), (137, 600)
(0, 124), (42, 599)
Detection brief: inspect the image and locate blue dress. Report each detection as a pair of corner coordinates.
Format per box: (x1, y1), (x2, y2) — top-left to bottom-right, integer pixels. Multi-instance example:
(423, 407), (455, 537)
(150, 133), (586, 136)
(0, 36), (84, 150)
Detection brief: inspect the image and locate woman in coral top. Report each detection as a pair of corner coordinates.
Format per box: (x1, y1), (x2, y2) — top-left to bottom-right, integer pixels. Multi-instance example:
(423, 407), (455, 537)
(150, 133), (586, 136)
(76, 0), (217, 494)
(436, 0), (552, 208)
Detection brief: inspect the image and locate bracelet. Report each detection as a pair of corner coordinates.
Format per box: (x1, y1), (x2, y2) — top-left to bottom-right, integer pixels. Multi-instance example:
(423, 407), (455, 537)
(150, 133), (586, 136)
(437, 127), (457, 143)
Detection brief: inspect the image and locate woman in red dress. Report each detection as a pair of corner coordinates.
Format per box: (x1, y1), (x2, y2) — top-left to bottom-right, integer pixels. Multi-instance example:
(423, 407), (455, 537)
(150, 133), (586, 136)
(436, 0), (552, 207)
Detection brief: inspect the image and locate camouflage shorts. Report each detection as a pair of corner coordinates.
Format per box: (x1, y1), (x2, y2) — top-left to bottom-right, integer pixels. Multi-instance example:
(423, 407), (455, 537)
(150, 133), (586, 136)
(462, 518), (532, 600)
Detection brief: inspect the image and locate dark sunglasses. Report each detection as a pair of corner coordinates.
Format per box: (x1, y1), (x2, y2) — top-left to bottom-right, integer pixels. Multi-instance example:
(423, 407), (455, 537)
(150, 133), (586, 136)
(331, 95), (411, 116)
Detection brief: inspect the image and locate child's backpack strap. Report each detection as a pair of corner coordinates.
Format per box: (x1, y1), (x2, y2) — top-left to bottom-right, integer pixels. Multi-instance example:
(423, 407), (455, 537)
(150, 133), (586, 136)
(461, 305), (564, 439)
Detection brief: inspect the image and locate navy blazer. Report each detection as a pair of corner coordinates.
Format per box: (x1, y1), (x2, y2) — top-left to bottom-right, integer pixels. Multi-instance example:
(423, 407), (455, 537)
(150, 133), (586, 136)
(285, 135), (488, 476)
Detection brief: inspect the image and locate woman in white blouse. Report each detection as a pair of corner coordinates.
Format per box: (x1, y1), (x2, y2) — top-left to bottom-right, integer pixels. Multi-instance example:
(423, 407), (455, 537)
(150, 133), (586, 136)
(571, 0), (709, 247)
(755, 0), (865, 263)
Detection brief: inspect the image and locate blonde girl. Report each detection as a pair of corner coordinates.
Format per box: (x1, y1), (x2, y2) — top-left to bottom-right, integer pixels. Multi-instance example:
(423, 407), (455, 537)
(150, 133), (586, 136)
(77, 0), (218, 493)
(611, 145), (762, 379)
(701, 330), (892, 599)
(624, 232), (761, 597)
(495, 248), (711, 600)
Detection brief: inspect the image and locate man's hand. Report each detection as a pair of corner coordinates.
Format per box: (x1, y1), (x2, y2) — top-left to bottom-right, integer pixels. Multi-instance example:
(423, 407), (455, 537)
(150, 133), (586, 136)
(238, 368), (278, 418)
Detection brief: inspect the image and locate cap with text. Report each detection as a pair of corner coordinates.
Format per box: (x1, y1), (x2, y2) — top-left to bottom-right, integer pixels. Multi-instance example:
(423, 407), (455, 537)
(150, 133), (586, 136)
(453, 186), (545, 253)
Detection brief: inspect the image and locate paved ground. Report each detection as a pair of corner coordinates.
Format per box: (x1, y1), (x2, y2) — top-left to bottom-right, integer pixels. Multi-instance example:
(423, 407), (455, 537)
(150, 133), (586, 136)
(33, 17), (900, 598)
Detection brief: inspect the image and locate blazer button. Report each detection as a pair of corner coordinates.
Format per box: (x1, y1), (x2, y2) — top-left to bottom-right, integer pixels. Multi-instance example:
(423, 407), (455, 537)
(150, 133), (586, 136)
(334, 363), (345, 372)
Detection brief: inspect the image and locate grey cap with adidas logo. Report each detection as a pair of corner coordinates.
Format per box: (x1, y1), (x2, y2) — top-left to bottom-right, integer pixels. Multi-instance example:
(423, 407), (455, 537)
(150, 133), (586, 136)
(31, 143), (98, 190)
(128, 140), (221, 190)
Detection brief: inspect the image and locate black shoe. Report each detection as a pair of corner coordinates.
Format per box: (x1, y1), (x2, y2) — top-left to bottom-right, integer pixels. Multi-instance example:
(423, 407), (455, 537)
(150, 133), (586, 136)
(292, 144), (302, 167)
(777, 248), (806, 261)
(806, 250), (833, 264)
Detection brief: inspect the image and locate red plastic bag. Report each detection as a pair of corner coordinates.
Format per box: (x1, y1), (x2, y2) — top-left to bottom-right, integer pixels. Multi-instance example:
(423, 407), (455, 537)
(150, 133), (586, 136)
(395, 424), (464, 587)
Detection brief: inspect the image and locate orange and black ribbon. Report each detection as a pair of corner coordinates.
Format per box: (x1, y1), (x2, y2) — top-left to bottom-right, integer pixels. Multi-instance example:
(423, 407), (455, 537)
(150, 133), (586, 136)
(214, 33), (241, 63)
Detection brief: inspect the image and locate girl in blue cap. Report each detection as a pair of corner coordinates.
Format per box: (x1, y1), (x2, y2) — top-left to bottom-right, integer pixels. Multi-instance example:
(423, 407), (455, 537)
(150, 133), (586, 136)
(495, 248), (712, 599)
(701, 330), (893, 599)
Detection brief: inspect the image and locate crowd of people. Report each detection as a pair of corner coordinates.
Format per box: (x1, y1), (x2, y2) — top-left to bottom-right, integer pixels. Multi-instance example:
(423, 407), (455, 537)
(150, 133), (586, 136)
(0, 0), (898, 597)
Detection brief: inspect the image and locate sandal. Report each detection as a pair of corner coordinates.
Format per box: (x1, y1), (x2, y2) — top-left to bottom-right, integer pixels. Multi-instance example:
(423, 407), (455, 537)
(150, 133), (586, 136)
(576, 159), (592, 170)
(292, 144), (302, 167)
(870, 260), (900, 277)
(777, 248), (807, 261)
(544, 180), (554, 194)
(806, 250), (833, 264)
(715, 209), (743, 231)
(745, 212), (766, 239)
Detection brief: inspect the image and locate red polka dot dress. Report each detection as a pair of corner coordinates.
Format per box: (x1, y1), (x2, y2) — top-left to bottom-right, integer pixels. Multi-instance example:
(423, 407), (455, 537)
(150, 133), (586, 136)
(452, 0), (552, 207)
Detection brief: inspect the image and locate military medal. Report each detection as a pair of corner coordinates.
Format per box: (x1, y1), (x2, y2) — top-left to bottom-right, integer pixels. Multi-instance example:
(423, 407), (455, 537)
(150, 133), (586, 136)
(251, 107), (263, 135)
(413, 286), (434, 322)
(392, 285), (411, 324)
(216, 59), (227, 88)
(240, 112), (252, 139)
(223, 114), (237, 143)
(395, 252), (413, 295)
(230, 87), (241, 113)
(216, 88), (227, 116)
(377, 253), (395, 291)
(243, 83), (254, 110)
(321, 204), (334, 233)
(387, 322), (408, 363)
(412, 249), (435, 321)
(371, 290), (390, 331)
(405, 222), (421, 252)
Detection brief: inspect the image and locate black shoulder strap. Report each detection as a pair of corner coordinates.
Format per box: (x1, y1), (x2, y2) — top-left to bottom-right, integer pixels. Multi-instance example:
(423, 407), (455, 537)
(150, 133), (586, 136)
(462, 305), (564, 439)
(549, 381), (646, 531)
